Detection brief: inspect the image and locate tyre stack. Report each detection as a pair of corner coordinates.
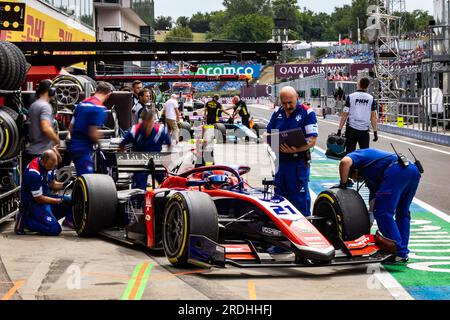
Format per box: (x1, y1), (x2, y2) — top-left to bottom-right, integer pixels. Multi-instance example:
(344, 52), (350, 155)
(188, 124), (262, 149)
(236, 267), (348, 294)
(0, 41), (27, 161)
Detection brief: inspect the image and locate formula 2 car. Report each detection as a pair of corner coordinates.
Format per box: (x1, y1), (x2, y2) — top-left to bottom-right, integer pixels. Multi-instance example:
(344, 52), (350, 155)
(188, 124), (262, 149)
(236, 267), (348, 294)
(71, 153), (395, 268)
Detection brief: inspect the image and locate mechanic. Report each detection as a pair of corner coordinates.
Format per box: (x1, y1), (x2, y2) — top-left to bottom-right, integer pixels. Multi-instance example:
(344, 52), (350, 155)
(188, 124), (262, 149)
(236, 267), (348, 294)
(131, 80), (143, 107)
(162, 94), (181, 143)
(119, 108), (172, 190)
(68, 81), (112, 176)
(131, 88), (151, 125)
(267, 86), (318, 216)
(337, 77), (378, 154)
(23, 79), (60, 172)
(338, 148), (422, 263)
(231, 95), (251, 128)
(204, 94), (231, 125)
(15, 149), (73, 235)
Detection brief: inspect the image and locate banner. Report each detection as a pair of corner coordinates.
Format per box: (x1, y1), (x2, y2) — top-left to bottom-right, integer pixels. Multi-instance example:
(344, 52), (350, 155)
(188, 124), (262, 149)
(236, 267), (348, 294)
(241, 85), (273, 98)
(196, 64), (262, 78)
(275, 63), (375, 78)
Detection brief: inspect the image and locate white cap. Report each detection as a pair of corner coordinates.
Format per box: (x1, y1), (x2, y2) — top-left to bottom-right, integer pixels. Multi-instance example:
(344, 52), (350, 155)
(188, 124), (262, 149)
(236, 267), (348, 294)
(171, 94), (179, 99)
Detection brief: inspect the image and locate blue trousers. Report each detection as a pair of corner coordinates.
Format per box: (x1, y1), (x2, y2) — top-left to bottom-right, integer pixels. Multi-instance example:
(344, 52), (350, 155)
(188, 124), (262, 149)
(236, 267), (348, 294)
(71, 152), (94, 176)
(20, 197), (72, 236)
(132, 172), (166, 190)
(373, 163), (421, 258)
(274, 159), (311, 216)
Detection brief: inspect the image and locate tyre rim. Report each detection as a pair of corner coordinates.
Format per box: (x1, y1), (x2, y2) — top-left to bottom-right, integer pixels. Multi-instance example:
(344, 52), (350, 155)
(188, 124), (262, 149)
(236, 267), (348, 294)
(55, 81), (81, 106)
(164, 203), (185, 256)
(72, 182), (86, 228)
(315, 201), (339, 240)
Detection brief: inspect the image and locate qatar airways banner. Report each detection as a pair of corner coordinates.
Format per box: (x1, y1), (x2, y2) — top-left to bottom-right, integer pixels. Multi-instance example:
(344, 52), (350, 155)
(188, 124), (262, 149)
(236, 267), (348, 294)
(275, 63), (374, 78)
(196, 64), (262, 78)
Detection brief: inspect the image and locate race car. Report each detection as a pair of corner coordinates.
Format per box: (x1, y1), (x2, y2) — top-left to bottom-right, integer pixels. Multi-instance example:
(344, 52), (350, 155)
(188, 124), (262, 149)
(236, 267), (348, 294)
(70, 153), (395, 268)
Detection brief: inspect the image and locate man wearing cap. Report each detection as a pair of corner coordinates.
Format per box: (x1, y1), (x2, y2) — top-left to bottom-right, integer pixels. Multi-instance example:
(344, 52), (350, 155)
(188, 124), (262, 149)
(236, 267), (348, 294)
(204, 94), (231, 125)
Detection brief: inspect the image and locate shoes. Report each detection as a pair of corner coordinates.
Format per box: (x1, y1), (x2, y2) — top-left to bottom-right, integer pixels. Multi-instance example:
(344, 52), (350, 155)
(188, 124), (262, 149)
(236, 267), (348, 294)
(62, 218), (75, 229)
(14, 212), (26, 235)
(382, 255), (409, 265)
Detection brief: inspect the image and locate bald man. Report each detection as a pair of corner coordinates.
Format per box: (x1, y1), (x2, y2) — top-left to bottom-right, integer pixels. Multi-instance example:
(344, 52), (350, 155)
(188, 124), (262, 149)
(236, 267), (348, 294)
(267, 86), (318, 216)
(16, 149), (73, 236)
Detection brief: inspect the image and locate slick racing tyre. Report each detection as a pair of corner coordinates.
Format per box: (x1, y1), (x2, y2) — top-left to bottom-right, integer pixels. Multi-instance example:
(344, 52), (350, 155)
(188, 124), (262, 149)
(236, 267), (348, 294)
(179, 121), (192, 142)
(0, 107), (21, 160)
(72, 174), (118, 237)
(163, 191), (218, 267)
(0, 41), (28, 90)
(312, 188), (370, 248)
(214, 123), (226, 144)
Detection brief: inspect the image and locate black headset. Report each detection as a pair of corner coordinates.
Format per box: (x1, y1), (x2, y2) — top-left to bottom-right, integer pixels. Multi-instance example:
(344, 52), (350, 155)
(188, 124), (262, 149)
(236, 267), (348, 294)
(36, 79), (56, 98)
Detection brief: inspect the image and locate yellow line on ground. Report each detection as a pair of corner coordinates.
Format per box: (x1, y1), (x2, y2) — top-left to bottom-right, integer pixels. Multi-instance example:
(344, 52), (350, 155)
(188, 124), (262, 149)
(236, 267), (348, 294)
(248, 280), (257, 300)
(1, 280), (25, 300)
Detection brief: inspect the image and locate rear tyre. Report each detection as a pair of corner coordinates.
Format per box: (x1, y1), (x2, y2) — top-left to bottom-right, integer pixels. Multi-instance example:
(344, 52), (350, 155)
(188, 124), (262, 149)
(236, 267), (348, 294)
(163, 191), (218, 267)
(72, 174), (118, 237)
(312, 188), (370, 248)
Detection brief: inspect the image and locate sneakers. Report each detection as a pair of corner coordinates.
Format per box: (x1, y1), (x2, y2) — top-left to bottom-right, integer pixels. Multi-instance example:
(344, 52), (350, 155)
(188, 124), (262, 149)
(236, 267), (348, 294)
(382, 255), (409, 265)
(14, 212), (26, 235)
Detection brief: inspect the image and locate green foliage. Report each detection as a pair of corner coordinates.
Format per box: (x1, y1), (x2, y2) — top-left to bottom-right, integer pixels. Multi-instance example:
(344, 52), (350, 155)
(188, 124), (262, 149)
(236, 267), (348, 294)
(188, 12), (212, 33)
(176, 16), (190, 28)
(165, 26), (194, 42)
(154, 16), (173, 30)
(314, 48), (329, 59)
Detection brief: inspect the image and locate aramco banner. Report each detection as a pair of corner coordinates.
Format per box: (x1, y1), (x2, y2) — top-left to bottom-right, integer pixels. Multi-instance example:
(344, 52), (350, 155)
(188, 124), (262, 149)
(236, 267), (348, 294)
(275, 63), (374, 78)
(196, 64), (262, 78)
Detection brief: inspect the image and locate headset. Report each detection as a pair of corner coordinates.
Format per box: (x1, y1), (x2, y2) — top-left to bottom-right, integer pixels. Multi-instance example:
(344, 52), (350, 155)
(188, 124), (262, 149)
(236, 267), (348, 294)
(36, 79), (56, 98)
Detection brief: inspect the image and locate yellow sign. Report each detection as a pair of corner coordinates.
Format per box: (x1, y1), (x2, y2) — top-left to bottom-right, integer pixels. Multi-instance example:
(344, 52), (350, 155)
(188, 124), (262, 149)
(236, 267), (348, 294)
(397, 117), (404, 128)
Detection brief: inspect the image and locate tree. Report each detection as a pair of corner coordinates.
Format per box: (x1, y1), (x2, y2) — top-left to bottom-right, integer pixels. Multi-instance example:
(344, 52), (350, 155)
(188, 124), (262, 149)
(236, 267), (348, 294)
(165, 26), (194, 42)
(176, 16), (190, 28)
(221, 14), (274, 42)
(314, 48), (329, 59)
(272, 0), (299, 31)
(222, 0), (272, 17)
(189, 12), (212, 33)
(154, 16), (173, 30)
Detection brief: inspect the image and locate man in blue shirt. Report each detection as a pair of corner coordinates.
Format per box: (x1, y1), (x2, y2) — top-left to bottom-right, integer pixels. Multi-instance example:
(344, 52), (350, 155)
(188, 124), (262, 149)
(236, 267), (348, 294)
(120, 108), (172, 190)
(15, 149), (72, 236)
(338, 148), (422, 263)
(267, 86), (319, 216)
(68, 82), (112, 176)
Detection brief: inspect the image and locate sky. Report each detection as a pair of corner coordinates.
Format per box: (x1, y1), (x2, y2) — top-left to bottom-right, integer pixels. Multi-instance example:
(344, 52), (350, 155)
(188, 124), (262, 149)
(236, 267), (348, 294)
(155, 0), (435, 19)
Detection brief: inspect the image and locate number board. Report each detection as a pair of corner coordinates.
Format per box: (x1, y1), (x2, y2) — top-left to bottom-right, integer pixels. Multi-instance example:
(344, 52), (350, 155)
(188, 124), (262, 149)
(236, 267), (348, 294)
(0, 2), (26, 31)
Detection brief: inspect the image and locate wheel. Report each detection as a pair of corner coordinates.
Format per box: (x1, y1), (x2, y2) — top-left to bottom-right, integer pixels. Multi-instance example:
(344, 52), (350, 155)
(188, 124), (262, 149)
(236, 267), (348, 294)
(252, 122), (266, 139)
(163, 191), (218, 267)
(0, 42), (18, 90)
(0, 42), (8, 89)
(0, 107), (20, 160)
(4, 42), (27, 90)
(214, 123), (226, 144)
(72, 174), (118, 237)
(312, 188), (370, 248)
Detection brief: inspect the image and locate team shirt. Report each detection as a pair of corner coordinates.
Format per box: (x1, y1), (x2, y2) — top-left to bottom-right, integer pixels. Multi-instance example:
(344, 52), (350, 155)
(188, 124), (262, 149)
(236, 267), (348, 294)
(120, 123), (171, 152)
(343, 90), (377, 131)
(69, 96), (107, 153)
(233, 100), (249, 118)
(205, 100), (224, 124)
(20, 157), (55, 207)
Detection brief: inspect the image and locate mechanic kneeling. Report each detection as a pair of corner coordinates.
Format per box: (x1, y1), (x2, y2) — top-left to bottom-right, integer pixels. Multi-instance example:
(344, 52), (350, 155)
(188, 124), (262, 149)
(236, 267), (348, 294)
(338, 148), (422, 263)
(267, 86), (318, 216)
(15, 149), (73, 236)
(120, 108), (172, 190)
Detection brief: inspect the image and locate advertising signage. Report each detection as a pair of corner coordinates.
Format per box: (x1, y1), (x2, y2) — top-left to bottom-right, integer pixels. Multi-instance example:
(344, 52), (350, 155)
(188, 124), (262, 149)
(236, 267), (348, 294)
(196, 64), (262, 78)
(275, 63), (374, 78)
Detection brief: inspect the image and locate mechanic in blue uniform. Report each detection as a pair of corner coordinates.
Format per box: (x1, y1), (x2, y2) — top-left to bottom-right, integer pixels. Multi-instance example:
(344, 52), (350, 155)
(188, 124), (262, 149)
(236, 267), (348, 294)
(119, 108), (172, 190)
(15, 149), (72, 235)
(338, 148), (422, 263)
(267, 86), (318, 216)
(68, 82), (112, 176)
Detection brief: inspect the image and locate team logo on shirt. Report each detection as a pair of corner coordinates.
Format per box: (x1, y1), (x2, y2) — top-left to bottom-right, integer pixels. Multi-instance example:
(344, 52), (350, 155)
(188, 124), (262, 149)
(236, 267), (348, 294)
(296, 115), (302, 122)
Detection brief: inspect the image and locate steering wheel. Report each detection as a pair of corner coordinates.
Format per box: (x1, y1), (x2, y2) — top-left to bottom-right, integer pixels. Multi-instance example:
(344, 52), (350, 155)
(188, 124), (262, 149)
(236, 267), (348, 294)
(179, 165), (245, 191)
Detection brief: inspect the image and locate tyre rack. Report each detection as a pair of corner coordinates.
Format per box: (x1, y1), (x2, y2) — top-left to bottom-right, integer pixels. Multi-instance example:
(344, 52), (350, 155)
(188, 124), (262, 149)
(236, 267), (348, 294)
(0, 89), (23, 224)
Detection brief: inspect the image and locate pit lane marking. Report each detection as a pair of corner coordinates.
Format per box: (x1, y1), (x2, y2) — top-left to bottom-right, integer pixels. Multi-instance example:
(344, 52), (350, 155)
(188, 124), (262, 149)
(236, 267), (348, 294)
(1, 280), (25, 300)
(121, 262), (154, 300)
(248, 281), (257, 300)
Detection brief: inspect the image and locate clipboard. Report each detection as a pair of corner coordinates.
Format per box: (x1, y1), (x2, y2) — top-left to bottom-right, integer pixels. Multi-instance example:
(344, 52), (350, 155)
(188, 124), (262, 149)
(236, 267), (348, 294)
(267, 127), (307, 148)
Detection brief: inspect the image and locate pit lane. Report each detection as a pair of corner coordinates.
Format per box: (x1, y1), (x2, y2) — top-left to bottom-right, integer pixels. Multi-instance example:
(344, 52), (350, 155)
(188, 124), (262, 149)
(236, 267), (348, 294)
(0, 104), (449, 300)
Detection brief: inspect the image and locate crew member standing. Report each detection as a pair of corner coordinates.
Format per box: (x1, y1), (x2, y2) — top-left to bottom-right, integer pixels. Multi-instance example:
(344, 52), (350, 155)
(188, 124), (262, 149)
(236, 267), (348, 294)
(267, 86), (318, 216)
(204, 94), (231, 125)
(163, 94), (181, 143)
(338, 148), (422, 263)
(15, 149), (72, 235)
(337, 77), (378, 154)
(68, 82), (112, 176)
(231, 95), (251, 128)
(131, 88), (151, 125)
(131, 80), (143, 107)
(119, 109), (172, 190)
(23, 79), (60, 171)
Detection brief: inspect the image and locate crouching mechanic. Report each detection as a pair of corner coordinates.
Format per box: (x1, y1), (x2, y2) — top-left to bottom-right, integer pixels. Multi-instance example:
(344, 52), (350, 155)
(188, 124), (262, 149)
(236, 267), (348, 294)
(267, 86), (318, 216)
(119, 108), (172, 190)
(15, 149), (72, 236)
(338, 148), (422, 263)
